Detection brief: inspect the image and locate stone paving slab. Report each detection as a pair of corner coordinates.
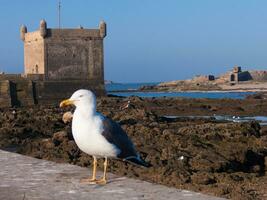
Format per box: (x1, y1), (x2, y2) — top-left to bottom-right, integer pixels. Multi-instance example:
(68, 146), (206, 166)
(0, 150), (225, 200)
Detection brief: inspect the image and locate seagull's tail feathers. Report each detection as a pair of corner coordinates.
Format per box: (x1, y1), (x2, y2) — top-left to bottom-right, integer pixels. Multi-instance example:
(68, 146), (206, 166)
(123, 155), (152, 168)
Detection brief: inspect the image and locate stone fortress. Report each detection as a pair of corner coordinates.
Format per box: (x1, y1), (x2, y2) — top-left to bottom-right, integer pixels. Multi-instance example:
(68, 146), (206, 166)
(193, 66), (267, 84)
(0, 20), (106, 107)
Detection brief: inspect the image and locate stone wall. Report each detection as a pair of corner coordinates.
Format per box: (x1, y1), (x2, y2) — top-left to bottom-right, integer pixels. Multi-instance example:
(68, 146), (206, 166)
(43, 29), (104, 81)
(0, 81), (12, 107)
(12, 81), (36, 106)
(0, 74), (23, 81)
(0, 79), (105, 108)
(249, 70), (267, 82)
(192, 75), (215, 82)
(24, 31), (45, 75)
(35, 80), (105, 105)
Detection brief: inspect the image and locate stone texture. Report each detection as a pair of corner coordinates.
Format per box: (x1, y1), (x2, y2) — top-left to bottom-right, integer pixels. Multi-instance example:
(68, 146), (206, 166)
(0, 150), (224, 200)
(0, 80), (12, 107)
(24, 31), (45, 75)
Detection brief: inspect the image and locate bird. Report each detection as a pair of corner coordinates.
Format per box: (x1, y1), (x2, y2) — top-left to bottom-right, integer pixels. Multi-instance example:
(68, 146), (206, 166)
(60, 89), (150, 185)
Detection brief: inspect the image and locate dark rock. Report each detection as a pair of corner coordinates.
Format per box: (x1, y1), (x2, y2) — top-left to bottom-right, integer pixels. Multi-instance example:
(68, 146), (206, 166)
(52, 131), (68, 144)
(191, 172), (216, 185)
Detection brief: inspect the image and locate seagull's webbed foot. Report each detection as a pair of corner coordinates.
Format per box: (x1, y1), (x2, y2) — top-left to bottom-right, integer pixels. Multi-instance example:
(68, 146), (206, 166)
(95, 177), (107, 185)
(80, 177), (97, 184)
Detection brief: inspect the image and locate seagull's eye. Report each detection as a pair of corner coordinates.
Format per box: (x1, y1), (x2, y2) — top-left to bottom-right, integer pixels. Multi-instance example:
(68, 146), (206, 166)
(79, 95), (83, 98)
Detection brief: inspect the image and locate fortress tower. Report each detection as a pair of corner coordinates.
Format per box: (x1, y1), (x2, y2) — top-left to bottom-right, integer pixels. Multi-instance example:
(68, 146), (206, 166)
(20, 19), (106, 82)
(0, 19), (108, 106)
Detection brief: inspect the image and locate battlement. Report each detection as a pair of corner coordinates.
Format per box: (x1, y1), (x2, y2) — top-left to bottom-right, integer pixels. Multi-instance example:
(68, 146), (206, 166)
(21, 20), (106, 42)
(23, 29), (103, 42)
(24, 31), (43, 42)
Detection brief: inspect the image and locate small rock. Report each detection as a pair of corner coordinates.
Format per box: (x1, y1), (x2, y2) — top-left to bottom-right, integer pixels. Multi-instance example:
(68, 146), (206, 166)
(41, 139), (55, 149)
(149, 122), (158, 127)
(191, 172), (216, 185)
(251, 165), (261, 173)
(62, 112), (73, 124)
(210, 106), (218, 111)
(52, 131), (68, 143)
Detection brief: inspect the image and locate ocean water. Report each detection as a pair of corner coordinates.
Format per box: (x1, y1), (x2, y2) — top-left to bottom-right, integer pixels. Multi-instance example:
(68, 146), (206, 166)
(105, 82), (158, 92)
(164, 115), (267, 126)
(106, 83), (254, 99)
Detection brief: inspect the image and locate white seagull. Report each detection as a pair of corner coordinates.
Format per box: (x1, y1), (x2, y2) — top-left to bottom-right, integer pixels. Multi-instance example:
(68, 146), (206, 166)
(60, 89), (150, 184)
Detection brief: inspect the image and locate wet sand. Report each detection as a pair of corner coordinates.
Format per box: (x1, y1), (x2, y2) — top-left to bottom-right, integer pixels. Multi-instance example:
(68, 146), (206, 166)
(0, 96), (267, 199)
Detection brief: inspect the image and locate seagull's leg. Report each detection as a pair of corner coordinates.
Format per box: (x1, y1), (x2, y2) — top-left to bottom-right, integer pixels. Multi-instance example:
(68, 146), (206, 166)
(96, 157), (108, 185)
(80, 156), (97, 184)
(90, 156), (98, 181)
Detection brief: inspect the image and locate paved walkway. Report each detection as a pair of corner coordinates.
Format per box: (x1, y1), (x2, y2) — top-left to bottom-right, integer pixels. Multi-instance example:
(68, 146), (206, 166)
(0, 150), (224, 200)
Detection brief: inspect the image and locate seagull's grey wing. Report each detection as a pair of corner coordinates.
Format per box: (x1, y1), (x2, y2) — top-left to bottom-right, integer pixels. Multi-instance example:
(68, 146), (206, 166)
(101, 117), (151, 167)
(101, 117), (137, 159)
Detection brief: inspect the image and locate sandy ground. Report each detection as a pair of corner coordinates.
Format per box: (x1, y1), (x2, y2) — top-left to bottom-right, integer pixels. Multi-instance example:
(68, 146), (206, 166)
(221, 82), (267, 92)
(0, 96), (267, 199)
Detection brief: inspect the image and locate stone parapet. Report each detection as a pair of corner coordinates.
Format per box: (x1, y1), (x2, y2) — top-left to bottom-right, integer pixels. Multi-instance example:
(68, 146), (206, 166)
(0, 80), (12, 107)
(0, 79), (105, 108)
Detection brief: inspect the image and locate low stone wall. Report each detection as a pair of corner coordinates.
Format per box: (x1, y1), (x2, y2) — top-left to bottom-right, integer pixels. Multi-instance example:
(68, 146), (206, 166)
(35, 80), (106, 105)
(0, 80), (12, 107)
(0, 74), (23, 81)
(0, 79), (105, 107)
(249, 70), (267, 82)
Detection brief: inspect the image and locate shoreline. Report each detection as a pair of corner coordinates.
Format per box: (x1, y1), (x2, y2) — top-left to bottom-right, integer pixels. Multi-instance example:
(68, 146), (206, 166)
(130, 81), (267, 93)
(108, 89), (267, 93)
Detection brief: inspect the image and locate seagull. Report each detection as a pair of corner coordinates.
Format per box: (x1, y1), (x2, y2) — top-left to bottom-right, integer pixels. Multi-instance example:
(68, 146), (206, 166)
(60, 89), (150, 184)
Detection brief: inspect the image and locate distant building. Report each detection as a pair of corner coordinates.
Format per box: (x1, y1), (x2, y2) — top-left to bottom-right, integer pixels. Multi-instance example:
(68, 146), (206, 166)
(192, 66), (267, 85)
(229, 66), (267, 84)
(0, 20), (106, 107)
(229, 65), (245, 83)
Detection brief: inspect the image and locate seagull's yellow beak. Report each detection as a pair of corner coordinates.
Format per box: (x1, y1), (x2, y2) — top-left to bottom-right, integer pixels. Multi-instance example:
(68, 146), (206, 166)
(60, 99), (75, 107)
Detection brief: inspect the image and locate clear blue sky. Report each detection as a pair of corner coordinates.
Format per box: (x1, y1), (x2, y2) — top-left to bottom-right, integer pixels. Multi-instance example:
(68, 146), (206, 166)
(0, 0), (267, 83)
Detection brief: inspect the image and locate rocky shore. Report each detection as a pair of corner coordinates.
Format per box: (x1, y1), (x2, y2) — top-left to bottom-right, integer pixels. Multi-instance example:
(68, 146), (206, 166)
(140, 81), (267, 92)
(139, 67), (267, 92)
(1, 96), (267, 199)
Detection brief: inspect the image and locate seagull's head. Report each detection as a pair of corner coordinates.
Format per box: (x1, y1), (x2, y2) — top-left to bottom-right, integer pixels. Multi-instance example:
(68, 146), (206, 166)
(60, 89), (96, 111)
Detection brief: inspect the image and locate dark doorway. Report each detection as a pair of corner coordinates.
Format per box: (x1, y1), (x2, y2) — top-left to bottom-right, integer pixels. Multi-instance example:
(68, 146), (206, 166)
(35, 65), (39, 74)
(9, 81), (20, 107)
(230, 74), (235, 82)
